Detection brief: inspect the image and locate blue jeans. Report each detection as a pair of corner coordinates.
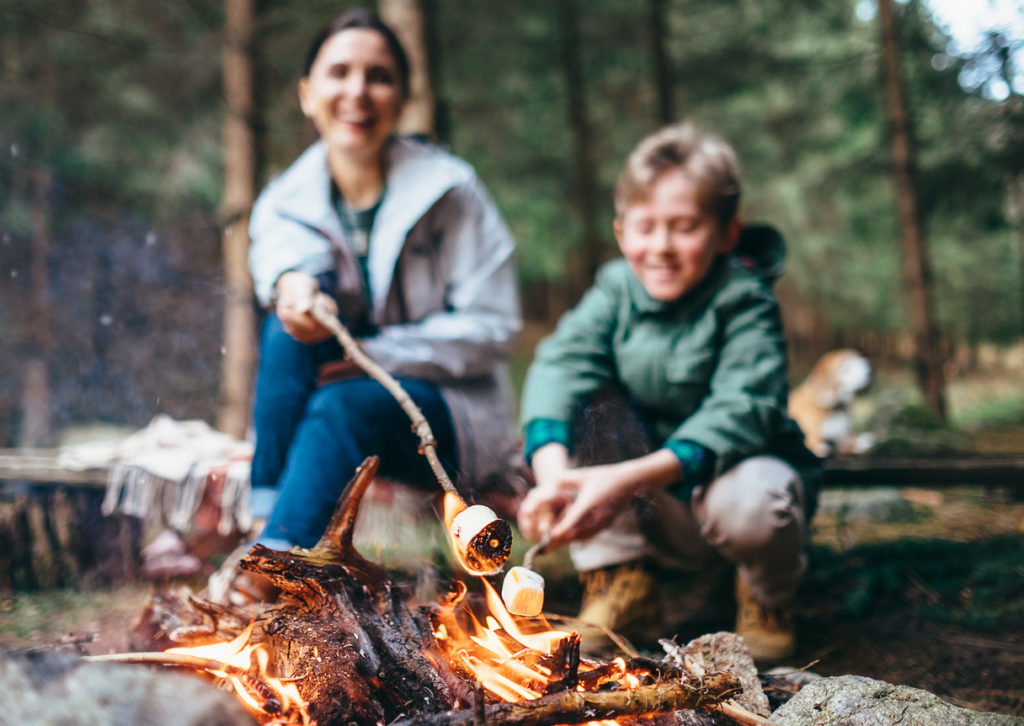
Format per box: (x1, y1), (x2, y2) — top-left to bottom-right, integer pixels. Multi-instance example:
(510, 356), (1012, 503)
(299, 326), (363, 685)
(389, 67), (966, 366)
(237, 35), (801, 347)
(250, 314), (458, 548)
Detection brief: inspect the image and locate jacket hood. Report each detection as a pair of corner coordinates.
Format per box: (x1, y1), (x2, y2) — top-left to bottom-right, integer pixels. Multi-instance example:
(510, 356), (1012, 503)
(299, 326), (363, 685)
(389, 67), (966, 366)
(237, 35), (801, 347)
(730, 223), (786, 284)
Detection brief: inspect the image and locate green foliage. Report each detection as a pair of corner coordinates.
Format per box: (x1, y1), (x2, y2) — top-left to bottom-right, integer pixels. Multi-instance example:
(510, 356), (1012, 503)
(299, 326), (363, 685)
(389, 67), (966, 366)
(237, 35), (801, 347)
(808, 536), (1024, 629)
(0, 0), (1020, 437)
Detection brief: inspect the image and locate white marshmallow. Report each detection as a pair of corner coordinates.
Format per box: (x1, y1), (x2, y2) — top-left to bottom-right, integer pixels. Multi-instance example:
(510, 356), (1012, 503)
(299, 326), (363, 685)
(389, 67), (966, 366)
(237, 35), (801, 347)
(501, 566), (545, 616)
(451, 505), (499, 550)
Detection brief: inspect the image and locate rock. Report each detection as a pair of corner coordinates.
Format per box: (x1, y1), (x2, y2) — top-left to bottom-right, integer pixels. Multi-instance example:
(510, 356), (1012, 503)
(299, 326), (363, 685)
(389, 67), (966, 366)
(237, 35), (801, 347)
(760, 666), (823, 711)
(770, 674), (1021, 725)
(818, 486), (914, 522)
(0, 650), (256, 726)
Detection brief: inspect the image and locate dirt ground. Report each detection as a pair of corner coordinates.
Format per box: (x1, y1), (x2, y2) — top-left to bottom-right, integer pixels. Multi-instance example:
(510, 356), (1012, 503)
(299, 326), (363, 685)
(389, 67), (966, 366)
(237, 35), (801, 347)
(1, 482), (1022, 719)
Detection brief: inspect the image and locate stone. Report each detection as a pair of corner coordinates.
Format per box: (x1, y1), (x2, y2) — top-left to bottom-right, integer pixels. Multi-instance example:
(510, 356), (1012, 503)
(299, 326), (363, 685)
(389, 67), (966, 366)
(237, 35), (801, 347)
(818, 487), (914, 523)
(770, 674), (1021, 725)
(0, 650), (255, 726)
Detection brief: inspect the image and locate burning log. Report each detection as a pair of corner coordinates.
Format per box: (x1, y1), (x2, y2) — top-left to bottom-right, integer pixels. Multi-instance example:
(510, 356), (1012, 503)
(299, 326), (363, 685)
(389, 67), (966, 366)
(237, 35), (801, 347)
(390, 672), (742, 726)
(129, 456), (469, 725)
(120, 417), (773, 726)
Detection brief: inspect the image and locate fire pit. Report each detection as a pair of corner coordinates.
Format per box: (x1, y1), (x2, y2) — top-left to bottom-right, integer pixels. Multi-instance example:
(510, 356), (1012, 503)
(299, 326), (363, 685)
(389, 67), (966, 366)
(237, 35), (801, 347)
(100, 456), (768, 726)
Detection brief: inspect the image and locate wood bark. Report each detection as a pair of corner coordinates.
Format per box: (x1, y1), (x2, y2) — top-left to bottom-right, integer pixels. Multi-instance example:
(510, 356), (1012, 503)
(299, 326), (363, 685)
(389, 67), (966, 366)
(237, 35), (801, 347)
(390, 673), (743, 726)
(130, 457), (467, 725)
(647, 0), (675, 124)
(217, 0), (258, 439)
(557, 0), (605, 305)
(877, 0), (946, 420)
(21, 161), (55, 447)
(379, 0), (437, 138)
(1008, 170), (1024, 338)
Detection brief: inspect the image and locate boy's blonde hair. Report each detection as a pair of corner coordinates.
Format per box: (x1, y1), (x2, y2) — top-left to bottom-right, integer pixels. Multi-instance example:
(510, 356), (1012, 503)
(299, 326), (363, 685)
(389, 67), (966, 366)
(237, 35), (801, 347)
(614, 122), (741, 229)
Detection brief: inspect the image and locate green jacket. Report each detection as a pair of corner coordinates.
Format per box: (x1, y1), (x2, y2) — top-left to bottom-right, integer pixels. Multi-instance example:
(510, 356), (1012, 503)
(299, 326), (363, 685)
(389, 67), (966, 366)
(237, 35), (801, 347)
(521, 253), (819, 499)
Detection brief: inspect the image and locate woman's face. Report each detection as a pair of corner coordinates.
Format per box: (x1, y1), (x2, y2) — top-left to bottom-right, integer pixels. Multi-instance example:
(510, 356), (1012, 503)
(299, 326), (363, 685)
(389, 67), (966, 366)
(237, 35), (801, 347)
(299, 28), (404, 162)
(614, 168), (737, 302)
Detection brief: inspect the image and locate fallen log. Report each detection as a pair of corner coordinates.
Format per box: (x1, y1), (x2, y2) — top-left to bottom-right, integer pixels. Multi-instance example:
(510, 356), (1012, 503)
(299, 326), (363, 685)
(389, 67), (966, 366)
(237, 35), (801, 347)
(130, 456), (468, 725)
(390, 672), (742, 726)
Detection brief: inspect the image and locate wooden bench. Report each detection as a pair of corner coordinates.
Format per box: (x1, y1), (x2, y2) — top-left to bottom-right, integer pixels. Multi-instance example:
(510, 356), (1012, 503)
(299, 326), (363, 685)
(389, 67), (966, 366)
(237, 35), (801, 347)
(822, 455), (1024, 489)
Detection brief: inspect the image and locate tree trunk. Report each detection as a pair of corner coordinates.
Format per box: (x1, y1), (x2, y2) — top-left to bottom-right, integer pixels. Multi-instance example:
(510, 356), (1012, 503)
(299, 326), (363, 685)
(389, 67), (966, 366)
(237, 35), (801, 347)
(557, 0), (604, 304)
(1010, 173), (1024, 336)
(21, 164), (54, 447)
(647, 0), (675, 124)
(379, 0), (437, 138)
(217, 0), (258, 439)
(877, 0), (946, 419)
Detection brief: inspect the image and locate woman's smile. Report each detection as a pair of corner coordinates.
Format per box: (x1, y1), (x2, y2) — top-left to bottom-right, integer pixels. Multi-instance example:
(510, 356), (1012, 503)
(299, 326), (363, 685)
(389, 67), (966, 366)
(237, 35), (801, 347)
(299, 28), (403, 161)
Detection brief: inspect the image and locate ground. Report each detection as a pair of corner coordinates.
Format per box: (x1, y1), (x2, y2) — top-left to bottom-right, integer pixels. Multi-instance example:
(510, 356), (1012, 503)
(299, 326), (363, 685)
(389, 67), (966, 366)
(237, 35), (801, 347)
(1, 479), (1021, 719)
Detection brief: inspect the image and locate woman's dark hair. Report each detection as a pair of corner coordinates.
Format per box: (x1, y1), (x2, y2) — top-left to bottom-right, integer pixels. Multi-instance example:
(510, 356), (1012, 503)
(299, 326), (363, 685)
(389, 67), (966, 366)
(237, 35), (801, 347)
(302, 9), (411, 100)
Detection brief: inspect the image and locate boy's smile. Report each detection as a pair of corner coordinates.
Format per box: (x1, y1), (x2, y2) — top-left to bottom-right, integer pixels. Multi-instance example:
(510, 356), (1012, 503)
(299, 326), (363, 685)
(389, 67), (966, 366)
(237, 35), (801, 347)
(614, 169), (737, 302)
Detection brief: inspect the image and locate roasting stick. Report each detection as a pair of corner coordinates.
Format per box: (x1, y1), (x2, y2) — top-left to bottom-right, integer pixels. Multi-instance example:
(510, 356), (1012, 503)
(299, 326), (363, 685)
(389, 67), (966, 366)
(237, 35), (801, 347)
(310, 305), (455, 498)
(308, 305), (512, 576)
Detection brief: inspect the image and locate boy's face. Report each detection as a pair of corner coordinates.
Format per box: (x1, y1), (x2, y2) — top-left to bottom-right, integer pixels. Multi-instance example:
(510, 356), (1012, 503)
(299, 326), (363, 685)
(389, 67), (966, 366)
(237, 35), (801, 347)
(614, 169), (738, 302)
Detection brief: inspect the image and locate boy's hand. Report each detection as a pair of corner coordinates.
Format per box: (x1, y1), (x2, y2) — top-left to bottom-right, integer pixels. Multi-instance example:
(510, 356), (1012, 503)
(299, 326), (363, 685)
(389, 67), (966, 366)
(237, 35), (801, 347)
(545, 463), (642, 547)
(519, 448), (683, 548)
(517, 443), (571, 541)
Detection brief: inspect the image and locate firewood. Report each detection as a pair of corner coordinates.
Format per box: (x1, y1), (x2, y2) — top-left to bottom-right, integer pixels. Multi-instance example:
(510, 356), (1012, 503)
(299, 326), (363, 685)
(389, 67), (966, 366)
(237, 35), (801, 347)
(129, 457), (472, 725)
(389, 672), (743, 726)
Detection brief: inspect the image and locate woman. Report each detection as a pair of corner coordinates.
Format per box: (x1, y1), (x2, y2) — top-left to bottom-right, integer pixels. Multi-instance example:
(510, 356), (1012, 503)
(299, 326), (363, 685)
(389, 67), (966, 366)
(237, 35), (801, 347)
(246, 9), (521, 554)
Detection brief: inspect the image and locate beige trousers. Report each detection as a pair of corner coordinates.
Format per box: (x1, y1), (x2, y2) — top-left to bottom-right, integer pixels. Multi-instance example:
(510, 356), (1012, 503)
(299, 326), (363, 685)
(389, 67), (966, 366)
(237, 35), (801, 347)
(568, 455), (809, 607)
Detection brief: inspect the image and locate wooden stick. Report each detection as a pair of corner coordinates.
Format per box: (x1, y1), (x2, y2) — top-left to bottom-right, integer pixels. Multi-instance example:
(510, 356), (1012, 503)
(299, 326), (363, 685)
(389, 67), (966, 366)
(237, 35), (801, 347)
(84, 651), (230, 671)
(389, 672), (742, 726)
(521, 533), (551, 571)
(680, 653), (773, 726)
(310, 306), (463, 503)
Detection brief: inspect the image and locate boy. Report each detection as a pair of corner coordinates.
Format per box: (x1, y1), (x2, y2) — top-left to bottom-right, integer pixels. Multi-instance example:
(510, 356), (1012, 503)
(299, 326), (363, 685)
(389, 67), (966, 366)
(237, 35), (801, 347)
(517, 123), (819, 661)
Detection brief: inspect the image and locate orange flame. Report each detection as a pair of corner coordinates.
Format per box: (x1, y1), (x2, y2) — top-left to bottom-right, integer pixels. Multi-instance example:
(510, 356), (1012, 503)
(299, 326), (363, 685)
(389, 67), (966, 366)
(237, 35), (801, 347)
(168, 623), (311, 726)
(436, 495), (636, 723)
(441, 492), (482, 576)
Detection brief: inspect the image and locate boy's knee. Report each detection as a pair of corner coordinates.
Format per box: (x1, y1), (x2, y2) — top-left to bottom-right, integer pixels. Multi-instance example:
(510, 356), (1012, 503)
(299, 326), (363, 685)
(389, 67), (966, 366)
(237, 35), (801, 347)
(701, 456), (804, 550)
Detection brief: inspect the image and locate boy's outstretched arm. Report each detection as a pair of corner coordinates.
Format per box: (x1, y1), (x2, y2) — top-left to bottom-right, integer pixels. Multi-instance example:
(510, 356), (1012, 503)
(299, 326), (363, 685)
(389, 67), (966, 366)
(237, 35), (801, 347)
(519, 447), (683, 548)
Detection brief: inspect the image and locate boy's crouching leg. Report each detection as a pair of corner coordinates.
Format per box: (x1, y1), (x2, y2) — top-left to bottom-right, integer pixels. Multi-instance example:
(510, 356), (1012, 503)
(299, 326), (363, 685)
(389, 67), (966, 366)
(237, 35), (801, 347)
(695, 456), (808, 662)
(568, 510), (662, 656)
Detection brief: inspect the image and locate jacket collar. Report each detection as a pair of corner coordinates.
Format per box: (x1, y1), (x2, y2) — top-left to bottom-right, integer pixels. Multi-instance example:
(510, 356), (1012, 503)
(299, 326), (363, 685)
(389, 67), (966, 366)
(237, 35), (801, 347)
(272, 137), (471, 310)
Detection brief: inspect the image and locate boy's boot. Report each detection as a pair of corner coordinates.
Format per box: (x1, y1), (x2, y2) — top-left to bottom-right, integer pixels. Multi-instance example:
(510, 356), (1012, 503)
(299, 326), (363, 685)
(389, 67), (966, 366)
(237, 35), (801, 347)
(734, 575), (796, 662)
(575, 560), (662, 656)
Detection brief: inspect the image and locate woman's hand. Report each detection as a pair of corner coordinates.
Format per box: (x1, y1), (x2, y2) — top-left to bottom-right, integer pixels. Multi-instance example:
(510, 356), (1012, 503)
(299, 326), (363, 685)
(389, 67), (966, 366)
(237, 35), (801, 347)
(274, 271), (338, 343)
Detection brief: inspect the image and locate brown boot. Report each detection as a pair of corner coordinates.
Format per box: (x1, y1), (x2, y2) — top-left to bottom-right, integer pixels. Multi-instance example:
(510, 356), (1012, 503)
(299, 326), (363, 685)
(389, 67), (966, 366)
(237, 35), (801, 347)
(574, 560), (662, 656)
(734, 576), (795, 662)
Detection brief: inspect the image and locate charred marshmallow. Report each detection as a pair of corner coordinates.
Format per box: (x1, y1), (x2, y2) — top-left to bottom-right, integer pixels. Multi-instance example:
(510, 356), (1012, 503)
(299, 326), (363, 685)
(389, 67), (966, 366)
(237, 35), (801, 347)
(450, 505), (512, 576)
(501, 566), (545, 616)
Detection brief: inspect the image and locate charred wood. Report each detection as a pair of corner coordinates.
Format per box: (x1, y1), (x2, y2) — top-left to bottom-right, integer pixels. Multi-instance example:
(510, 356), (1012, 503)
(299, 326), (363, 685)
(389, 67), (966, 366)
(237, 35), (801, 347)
(389, 672), (743, 726)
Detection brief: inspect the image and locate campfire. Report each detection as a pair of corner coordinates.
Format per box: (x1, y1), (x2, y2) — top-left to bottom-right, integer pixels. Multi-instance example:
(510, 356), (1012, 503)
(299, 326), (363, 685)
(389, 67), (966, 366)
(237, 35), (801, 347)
(87, 315), (768, 725)
(96, 456), (767, 726)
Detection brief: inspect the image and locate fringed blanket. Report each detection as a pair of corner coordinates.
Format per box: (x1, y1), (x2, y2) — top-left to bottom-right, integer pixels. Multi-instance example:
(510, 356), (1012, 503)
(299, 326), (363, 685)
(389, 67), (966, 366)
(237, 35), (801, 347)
(58, 415), (253, 536)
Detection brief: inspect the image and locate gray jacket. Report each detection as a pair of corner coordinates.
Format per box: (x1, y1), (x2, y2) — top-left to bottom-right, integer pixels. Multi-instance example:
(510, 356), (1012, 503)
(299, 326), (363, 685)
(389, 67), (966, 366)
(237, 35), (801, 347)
(248, 137), (522, 487)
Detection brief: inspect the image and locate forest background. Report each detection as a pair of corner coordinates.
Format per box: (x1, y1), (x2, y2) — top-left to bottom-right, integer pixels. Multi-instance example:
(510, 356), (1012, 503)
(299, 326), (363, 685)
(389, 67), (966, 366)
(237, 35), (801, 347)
(1, 0), (1022, 449)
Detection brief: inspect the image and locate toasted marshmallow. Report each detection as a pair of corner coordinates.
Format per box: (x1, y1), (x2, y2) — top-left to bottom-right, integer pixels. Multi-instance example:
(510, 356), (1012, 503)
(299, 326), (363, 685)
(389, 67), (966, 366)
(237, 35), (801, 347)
(501, 566), (545, 616)
(450, 505), (512, 575)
